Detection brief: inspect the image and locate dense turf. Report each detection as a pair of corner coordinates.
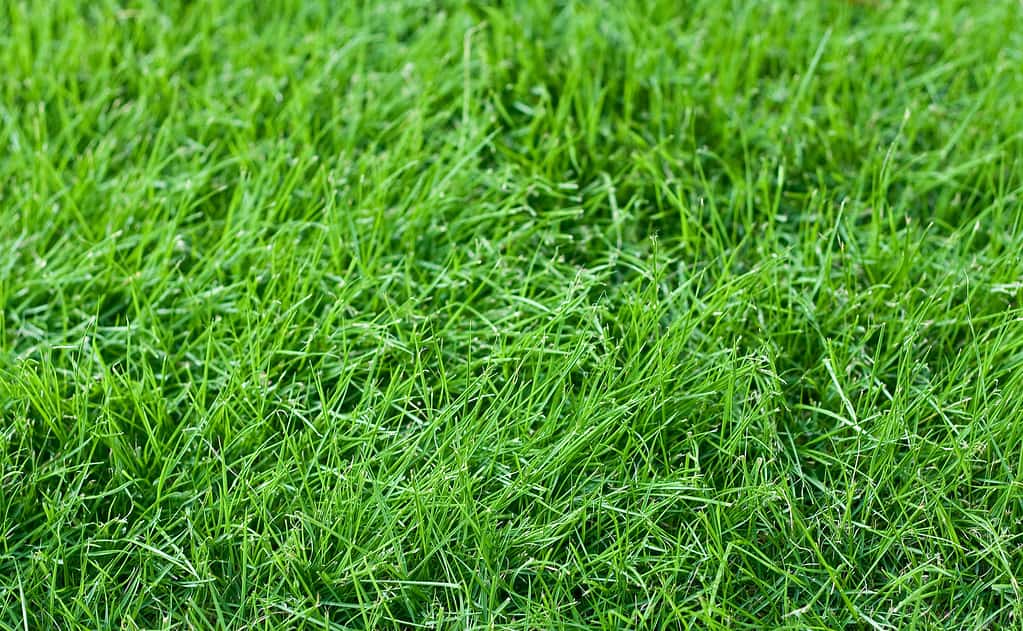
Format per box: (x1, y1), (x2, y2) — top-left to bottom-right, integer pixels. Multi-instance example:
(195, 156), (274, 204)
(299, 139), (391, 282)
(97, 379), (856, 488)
(2, 1), (1022, 628)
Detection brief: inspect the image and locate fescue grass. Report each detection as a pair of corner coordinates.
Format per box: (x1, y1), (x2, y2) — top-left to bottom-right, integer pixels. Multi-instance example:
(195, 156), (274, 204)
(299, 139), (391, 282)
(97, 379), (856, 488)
(2, 0), (1023, 628)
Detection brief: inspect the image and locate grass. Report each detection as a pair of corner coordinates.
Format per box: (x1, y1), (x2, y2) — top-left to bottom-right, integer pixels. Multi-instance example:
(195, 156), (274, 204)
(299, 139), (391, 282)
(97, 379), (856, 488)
(1, 0), (1022, 628)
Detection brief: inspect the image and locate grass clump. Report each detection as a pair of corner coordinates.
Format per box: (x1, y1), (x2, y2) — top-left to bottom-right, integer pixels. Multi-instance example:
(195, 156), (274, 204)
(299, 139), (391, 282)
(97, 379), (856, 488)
(2, 1), (1022, 628)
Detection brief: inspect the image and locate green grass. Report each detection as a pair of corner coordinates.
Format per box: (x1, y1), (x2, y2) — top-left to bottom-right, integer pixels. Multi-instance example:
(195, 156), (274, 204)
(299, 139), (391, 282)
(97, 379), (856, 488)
(2, 0), (1022, 628)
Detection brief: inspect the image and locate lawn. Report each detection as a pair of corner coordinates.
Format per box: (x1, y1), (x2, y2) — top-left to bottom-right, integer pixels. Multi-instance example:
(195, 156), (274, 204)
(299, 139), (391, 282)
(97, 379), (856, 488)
(2, 1), (1022, 628)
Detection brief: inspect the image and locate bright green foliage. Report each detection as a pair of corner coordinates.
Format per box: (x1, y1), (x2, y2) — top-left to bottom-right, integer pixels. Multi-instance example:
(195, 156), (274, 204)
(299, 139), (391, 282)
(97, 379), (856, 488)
(2, 1), (1022, 628)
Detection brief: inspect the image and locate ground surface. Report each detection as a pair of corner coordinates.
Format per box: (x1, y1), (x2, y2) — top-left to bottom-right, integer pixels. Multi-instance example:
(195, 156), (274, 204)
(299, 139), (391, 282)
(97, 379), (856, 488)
(2, 1), (1023, 629)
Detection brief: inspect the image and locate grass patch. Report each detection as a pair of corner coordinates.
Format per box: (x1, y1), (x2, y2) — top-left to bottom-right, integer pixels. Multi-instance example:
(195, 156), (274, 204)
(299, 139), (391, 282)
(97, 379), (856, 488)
(2, 0), (1022, 628)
